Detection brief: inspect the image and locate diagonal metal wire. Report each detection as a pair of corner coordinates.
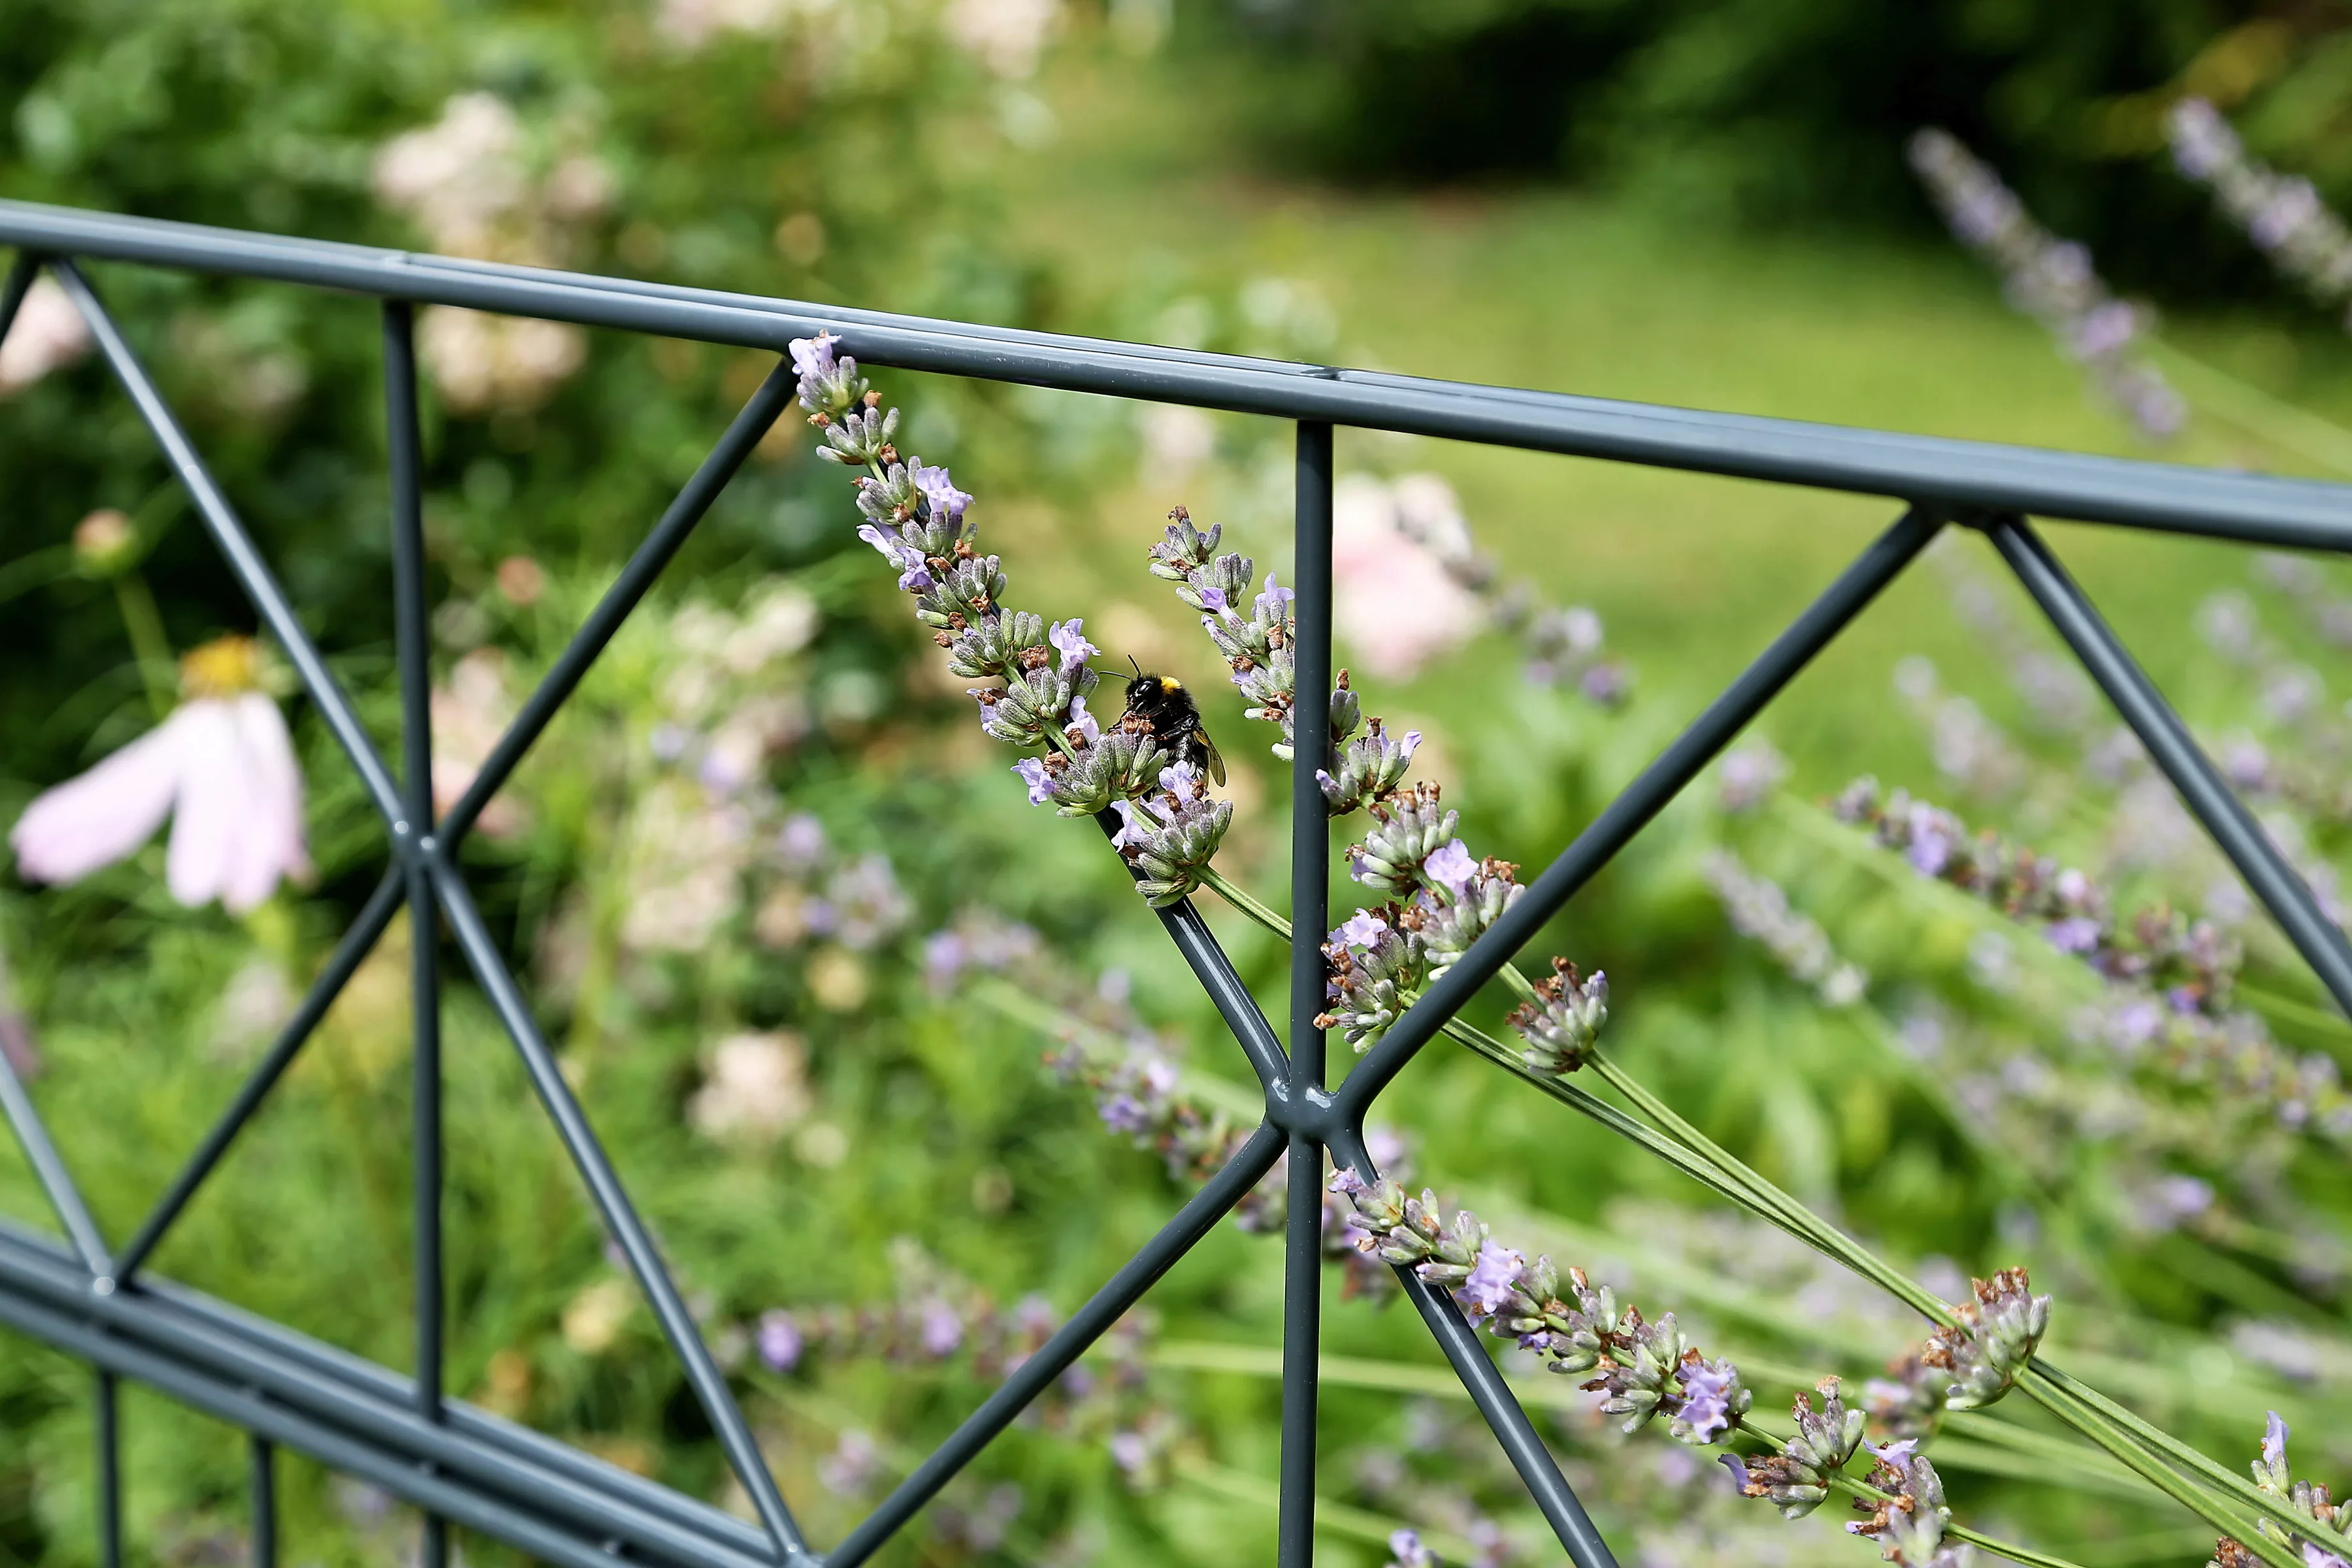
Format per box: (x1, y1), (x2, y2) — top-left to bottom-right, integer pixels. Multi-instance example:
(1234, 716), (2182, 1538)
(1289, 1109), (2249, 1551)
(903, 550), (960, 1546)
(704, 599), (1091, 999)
(1097, 813), (1291, 1089)
(1986, 515), (2352, 1021)
(826, 1121), (1288, 1568)
(0, 1025), (112, 1278)
(428, 861), (810, 1562)
(114, 868), (405, 1282)
(48, 260), (410, 832)
(1327, 1122), (1620, 1567)
(1341, 503), (1945, 1117)
(435, 359), (800, 851)
(1279, 420), (1335, 1568)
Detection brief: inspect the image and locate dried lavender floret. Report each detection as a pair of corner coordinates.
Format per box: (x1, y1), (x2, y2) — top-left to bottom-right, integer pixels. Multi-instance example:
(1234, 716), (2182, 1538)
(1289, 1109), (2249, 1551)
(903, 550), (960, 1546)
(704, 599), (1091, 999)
(1349, 783), (1459, 898)
(1919, 1267), (2051, 1411)
(1320, 717), (1422, 813)
(1847, 1442), (1959, 1566)
(1125, 764), (1235, 907)
(1507, 958), (1608, 1077)
(1407, 858), (1523, 975)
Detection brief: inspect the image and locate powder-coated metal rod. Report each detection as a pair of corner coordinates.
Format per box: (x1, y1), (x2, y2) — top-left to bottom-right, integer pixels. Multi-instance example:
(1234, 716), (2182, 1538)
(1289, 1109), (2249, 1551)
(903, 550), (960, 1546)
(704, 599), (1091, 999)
(384, 299), (448, 1568)
(7, 201), (2351, 546)
(49, 260), (409, 830)
(115, 870), (403, 1282)
(431, 863), (809, 1563)
(1342, 504), (1942, 1115)
(826, 1122), (1286, 1568)
(1989, 516), (2352, 1019)
(1279, 421), (1335, 1568)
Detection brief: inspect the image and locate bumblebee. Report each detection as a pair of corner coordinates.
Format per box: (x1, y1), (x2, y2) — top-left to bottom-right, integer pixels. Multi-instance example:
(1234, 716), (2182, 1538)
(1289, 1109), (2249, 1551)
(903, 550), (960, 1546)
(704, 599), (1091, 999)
(1120, 664), (1225, 786)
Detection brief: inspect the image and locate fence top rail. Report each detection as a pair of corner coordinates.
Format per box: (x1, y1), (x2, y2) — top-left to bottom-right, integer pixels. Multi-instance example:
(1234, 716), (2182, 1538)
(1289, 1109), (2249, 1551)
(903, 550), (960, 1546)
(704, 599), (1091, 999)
(7, 197), (2352, 549)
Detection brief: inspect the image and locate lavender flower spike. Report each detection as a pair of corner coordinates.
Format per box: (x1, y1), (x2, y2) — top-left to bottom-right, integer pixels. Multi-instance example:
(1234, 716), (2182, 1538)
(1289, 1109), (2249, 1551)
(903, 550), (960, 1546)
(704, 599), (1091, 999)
(791, 331), (870, 419)
(1384, 1528), (1437, 1568)
(1908, 129), (2185, 441)
(2168, 98), (2352, 326)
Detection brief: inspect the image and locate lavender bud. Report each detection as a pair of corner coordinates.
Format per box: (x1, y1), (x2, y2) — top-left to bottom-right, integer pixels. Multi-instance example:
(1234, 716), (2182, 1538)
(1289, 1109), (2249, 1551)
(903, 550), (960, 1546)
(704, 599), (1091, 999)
(1921, 1266), (2051, 1411)
(1507, 959), (1608, 1077)
(1320, 718), (1423, 815)
(1320, 921), (1431, 1054)
(791, 332), (868, 417)
(1348, 783), (1458, 898)
(1147, 506), (1222, 581)
(947, 611), (1046, 679)
(1130, 790), (1235, 907)
(914, 555), (1009, 629)
(819, 403), (900, 465)
(1042, 728), (1167, 816)
(1580, 1311), (1689, 1435)
(1405, 860), (1523, 975)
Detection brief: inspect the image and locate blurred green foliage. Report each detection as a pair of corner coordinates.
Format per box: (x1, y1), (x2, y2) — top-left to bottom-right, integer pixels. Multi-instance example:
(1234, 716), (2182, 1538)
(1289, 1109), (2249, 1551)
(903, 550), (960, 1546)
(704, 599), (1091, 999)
(1192, 0), (2352, 301)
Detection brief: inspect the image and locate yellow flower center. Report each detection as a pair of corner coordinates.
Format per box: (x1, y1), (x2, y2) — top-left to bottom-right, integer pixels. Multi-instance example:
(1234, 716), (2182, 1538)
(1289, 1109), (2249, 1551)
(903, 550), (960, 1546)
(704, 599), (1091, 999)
(178, 634), (265, 700)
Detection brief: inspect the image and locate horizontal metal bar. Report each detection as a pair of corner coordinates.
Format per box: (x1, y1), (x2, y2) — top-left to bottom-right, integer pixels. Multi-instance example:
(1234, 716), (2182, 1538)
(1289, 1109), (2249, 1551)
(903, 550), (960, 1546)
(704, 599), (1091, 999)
(1987, 517), (2352, 1018)
(116, 868), (404, 1284)
(8, 202), (2352, 546)
(826, 1120), (1286, 1568)
(0, 1220), (772, 1568)
(1341, 504), (1943, 1117)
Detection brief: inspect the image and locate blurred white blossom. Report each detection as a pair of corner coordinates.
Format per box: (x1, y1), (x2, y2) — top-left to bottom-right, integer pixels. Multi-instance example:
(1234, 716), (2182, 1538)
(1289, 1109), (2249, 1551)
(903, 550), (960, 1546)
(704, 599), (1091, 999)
(944, 0), (1059, 79)
(417, 308), (586, 415)
(689, 1030), (812, 1144)
(431, 647), (527, 837)
(0, 276), (90, 396)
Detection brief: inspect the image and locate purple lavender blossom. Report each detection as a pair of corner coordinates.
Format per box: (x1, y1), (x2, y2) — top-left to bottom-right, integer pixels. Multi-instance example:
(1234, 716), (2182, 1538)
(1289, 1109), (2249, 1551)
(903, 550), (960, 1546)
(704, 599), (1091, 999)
(921, 1301), (964, 1358)
(1457, 1240), (1525, 1317)
(1423, 840), (1477, 900)
(1013, 757), (1053, 805)
(1910, 128), (2185, 441)
(1334, 910), (1389, 948)
(909, 459), (972, 523)
(1384, 1529), (1436, 1568)
(1674, 1358), (1742, 1445)
(1049, 618), (1098, 675)
(757, 1309), (802, 1371)
(790, 332), (840, 381)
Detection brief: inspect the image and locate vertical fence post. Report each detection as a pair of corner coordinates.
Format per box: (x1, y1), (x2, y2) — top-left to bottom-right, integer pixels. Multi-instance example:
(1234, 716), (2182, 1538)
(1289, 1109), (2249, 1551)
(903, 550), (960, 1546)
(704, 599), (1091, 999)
(1278, 420), (1335, 1568)
(250, 1435), (276, 1568)
(384, 299), (447, 1568)
(95, 1369), (120, 1568)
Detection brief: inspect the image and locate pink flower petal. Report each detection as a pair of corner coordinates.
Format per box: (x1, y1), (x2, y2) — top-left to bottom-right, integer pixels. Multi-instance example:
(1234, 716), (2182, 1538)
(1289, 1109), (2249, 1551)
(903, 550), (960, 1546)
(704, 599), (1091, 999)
(8, 718), (187, 885)
(168, 696), (308, 913)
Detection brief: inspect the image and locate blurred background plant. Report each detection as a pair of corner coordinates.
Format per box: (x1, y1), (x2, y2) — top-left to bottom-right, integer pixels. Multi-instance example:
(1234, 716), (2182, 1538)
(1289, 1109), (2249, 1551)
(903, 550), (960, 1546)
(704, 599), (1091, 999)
(10, 1), (2352, 1565)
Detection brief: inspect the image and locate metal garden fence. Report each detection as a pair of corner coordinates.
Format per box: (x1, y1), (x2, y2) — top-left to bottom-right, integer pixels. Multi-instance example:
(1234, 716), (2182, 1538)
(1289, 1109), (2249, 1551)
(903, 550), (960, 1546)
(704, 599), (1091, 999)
(1, 195), (2350, 1568)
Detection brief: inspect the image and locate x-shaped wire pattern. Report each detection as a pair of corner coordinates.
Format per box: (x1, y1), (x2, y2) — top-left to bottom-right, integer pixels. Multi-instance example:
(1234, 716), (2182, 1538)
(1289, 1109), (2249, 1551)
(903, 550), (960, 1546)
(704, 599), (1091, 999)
(3, 198), (2352, 1568)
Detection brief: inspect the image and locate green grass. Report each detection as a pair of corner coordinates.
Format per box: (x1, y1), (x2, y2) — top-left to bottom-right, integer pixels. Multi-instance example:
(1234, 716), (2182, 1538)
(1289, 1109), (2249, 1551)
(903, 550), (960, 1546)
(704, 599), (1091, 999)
(934, 41), (2352, 800)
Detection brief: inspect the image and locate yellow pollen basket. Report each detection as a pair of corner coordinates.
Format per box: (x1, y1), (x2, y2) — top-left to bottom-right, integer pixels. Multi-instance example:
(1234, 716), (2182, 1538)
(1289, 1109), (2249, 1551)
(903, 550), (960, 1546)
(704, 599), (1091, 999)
(178, 634), (265, 700)
(1160, 677), (1182, 693)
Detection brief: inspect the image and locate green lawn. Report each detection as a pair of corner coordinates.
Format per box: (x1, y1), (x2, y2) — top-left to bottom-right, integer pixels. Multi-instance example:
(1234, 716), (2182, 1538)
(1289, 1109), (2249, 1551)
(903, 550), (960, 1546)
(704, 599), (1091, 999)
(948, 43), (2352, 797)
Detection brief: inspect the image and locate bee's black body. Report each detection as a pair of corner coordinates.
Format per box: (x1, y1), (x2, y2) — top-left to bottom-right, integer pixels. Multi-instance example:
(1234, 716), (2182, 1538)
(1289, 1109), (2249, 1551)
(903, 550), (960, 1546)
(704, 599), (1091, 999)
(1121, 672), (1226, 785)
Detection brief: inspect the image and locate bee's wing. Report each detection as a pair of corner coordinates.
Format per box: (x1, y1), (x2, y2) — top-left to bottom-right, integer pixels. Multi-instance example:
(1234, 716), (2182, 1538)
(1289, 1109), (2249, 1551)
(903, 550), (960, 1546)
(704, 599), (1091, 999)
(1201, 728), (1226, 787)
